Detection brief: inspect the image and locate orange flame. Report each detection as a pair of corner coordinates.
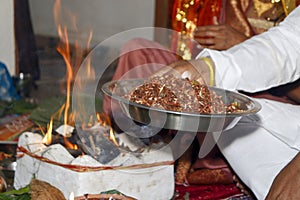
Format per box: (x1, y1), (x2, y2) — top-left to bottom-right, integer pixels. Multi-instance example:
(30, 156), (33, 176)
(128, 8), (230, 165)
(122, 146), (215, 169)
(56, 26), (73, 126)
(85, 31), (95, 79)
(97, 113), (112, 127)
(109, 128), (119, 146)
(53, 0), (95, 127)
(42, 0), (79, 147)
(97, 113), (118, 146)
(64, 137), (78, 150)
(42, 0), (115, 150)
(53, 0), (74, 128)
(42, 117), (54, 145)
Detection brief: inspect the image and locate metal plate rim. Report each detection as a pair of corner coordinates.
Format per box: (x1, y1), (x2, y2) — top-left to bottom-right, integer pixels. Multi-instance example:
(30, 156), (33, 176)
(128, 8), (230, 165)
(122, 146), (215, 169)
(101, 79), (262, 118)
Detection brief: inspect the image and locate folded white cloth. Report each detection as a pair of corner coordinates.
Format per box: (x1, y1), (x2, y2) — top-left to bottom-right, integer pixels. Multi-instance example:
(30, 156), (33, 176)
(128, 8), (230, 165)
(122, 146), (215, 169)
(217, 98), (300, 199)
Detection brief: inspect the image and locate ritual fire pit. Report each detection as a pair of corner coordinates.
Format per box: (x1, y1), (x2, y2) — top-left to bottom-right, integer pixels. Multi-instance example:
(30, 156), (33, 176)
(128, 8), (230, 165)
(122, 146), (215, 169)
(13, 124), (174, 199)
(11, 1), (177, 198)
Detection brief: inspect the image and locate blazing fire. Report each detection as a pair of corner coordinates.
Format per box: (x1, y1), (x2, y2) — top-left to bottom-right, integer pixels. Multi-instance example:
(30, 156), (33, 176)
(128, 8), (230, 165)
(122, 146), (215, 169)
(42, 117), (53, 145)
(41, 0), (116, 149)
(15, 2), (175, 199)
(56, 25), (73, 127)
(109, 128), (118, 146)
(64, 136), (78, 150)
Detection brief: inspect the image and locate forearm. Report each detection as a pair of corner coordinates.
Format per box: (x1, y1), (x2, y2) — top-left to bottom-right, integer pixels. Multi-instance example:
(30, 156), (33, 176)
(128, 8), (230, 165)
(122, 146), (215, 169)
(266, 151), (300, 199)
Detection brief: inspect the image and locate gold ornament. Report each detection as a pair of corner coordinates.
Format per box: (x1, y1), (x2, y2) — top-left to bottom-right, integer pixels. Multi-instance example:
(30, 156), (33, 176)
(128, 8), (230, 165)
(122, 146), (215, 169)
(253, 0), (275, 17)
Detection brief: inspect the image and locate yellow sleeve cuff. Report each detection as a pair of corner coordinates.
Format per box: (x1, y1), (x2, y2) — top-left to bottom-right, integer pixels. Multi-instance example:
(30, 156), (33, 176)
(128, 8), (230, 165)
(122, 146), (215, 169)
(199, 57), (214, 86)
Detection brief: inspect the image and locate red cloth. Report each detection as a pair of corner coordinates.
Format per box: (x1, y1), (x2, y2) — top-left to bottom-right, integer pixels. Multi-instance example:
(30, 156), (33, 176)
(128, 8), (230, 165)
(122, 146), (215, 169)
(175, 184), (242, 200)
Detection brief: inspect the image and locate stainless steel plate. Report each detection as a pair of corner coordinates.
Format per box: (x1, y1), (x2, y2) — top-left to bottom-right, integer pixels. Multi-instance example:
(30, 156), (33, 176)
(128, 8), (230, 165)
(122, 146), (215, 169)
(102, 79), (261, 132)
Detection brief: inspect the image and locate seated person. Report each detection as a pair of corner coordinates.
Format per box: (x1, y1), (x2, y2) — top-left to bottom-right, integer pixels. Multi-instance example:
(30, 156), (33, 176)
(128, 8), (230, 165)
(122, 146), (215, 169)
(153, 6), (300, 198)
(103, 0), (299, 197)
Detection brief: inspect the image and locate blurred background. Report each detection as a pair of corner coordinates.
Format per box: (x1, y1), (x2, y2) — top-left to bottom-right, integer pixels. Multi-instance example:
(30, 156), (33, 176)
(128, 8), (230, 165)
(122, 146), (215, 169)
(0, 0), (171, 102)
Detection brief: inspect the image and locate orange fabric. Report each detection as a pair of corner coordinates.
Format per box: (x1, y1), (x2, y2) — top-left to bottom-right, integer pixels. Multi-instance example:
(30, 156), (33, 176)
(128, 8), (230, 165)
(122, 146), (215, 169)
(172, 0), (224, 33)
(171, 0), (300, 40)
(171, 0), (224, 59)
(196, 0), (224, 25)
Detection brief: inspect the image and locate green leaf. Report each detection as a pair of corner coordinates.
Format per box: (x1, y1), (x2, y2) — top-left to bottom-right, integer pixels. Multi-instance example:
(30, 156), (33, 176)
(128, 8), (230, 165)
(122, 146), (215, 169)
(0, 185), (31, 200)
(29, 95), (103, 128)
(0, 193), (31, 200)
(0, 100), (36, 117)
(100, 189), (123, 195)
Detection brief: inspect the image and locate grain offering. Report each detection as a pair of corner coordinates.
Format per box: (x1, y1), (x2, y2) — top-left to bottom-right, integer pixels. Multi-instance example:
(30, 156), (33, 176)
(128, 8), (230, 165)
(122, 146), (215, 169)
(125, 75), (242, 114)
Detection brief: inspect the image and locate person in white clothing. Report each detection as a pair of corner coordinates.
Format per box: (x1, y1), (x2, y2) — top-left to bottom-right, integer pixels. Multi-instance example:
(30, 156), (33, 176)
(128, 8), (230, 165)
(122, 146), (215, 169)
(155, 5), (300, 200)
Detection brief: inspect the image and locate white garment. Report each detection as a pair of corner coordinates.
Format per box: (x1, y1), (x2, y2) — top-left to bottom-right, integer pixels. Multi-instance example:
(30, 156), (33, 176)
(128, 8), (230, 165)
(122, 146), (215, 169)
(197, 6), (300, 200)
(199, 6), (300, 92)
(218, 99), (300, 199)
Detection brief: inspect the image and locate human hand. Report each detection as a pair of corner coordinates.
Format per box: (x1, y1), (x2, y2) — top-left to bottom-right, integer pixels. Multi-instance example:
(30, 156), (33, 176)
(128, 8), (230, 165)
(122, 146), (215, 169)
(266, 153), (300, 200)
(152, 59), (214, 86)
(286, 84), (300, 104)
(194, 24), (248, 50)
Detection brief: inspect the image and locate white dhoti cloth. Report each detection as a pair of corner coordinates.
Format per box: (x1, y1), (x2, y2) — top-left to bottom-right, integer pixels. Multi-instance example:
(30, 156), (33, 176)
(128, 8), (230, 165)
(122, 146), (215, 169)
(196, 7), (300, 200)
(217, 98), (300, 199)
